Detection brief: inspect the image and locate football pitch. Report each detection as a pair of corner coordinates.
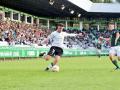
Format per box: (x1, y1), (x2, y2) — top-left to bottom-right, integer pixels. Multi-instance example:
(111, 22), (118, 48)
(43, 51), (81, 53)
(0, 56), (120, 90)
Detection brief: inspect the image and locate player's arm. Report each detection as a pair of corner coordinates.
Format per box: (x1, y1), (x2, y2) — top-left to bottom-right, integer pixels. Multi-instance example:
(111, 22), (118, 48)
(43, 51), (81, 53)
(41, 33), (54, 44)
(41, 38), (49, 44)
(115, 32), (120, 45)
(63, 32), (77, 37)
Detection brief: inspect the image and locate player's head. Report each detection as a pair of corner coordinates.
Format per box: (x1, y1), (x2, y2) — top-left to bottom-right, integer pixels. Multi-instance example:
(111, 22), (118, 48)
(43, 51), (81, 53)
(56, 23), (64, 33)
(107, 22), (115, 30)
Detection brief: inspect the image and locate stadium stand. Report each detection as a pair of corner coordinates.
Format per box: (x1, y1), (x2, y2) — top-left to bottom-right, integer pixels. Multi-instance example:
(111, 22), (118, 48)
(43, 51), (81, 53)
(0, 18), (111, 50)
(0, 0), (119, 58)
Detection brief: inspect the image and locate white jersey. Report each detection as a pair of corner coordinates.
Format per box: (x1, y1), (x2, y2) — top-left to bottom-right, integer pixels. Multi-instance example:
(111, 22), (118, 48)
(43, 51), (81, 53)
(48, 31), (76, 48)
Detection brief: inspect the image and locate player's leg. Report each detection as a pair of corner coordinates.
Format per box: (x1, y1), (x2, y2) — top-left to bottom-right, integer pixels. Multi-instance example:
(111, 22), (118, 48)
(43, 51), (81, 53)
(53, 55), (61, 65)
(96, 49), (98, 57)
(52, 47), (63, 66)
(39, 52), (46, 56)
(97, 49), (101, 58)
(45, 47), (63, 71)
(109, 54), (120, 70)
(109, 47), (120, 70)
(40, 53), (53, 71)
(44, 54), (51, 61)
(44, 54), (53, 71)
(44, 47), (56, 71)
(45, 55), (61, 71)
(39, 46), (55, 60)
(39, 52), (52, 60)
(115, 46), (120, 70)
(118, 56), (120, 61)
(39, 46), (54, 71)
(117, 46), (120, 62)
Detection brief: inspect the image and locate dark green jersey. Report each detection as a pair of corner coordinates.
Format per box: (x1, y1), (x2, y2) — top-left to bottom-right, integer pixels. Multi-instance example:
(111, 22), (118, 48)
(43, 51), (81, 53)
(116, 37), (120, 46)
(110, 29), (120, 46)
(96, 43), (102, 49)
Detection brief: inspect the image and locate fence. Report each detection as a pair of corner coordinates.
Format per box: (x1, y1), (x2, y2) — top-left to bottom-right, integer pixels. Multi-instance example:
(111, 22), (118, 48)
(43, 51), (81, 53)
(0, 46), (109, 59)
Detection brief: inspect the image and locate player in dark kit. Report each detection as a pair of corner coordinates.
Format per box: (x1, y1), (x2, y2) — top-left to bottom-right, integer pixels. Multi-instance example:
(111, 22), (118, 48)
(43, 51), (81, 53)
(95, 41), (102, 58)
(108, 23), (120, 70)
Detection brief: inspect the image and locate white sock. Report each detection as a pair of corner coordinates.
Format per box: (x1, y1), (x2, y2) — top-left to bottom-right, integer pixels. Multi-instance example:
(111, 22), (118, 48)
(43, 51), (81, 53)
(42, 53), (47, 59)
(47, 63), (53, 69)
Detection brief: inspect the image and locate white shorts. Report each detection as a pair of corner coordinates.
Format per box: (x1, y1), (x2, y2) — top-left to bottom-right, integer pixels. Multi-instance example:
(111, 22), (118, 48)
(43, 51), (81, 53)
(109, 46), (120, 57)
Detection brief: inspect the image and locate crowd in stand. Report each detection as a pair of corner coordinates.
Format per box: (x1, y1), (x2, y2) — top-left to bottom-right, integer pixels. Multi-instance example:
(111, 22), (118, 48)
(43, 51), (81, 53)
(63, 29), (111, 49)
(0, 20), (51, 46)
(0, 20), (111, 49)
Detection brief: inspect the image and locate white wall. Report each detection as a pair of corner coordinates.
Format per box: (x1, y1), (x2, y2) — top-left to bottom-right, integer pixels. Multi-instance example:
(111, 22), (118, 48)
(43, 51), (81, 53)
(68, 0), (120, 13)
(89, 3), (120, 13)
(68, 0), (93, 11)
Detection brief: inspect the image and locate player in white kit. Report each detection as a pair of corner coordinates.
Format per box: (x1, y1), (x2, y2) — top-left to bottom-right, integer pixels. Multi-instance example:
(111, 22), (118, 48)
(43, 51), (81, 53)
(39, 23), (76, 71)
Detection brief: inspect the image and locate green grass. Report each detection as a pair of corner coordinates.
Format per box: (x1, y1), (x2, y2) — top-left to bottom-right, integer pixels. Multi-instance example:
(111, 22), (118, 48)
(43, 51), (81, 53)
(0, 56), (120, 90)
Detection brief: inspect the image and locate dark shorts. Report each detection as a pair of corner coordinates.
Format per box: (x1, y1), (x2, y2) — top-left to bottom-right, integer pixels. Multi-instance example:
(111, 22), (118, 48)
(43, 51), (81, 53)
(47, 46), (63, 56)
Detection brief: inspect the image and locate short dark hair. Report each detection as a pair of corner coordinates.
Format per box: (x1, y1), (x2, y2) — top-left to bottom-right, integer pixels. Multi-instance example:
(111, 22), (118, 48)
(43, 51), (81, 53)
(56, 23), (64, 27)
(107, 22), (115, 26)
(55, 23), (64, 30)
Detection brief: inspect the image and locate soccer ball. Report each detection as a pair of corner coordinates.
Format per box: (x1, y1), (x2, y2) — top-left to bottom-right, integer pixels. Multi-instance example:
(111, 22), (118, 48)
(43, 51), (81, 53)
(51, 65), (59, 72)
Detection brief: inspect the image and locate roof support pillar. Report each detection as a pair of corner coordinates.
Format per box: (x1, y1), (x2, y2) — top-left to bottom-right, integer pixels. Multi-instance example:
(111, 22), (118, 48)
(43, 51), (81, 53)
(10, 11), (13, 21)
(97, 24), (100, 31)
(18, 13), (21, 21)
(65, 21), (68, 30)
(115, 22), (117, 29)
(79, 21), (83, 31)
(47, 19), (50, 29)
(36, 18), (39, 26)
(25, 15), (27, 23)
(31, 17), (33, 24)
